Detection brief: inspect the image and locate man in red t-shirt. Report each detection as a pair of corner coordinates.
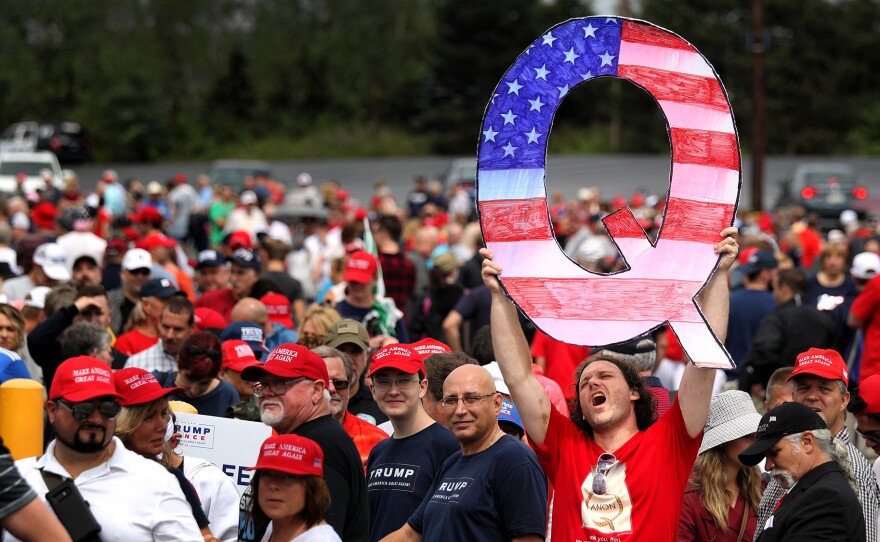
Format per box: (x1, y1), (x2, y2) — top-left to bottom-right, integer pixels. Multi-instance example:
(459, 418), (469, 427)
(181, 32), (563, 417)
(115, 278), (183, 355)
(480, 228), (737, 542)
(194, 248), (261, 321)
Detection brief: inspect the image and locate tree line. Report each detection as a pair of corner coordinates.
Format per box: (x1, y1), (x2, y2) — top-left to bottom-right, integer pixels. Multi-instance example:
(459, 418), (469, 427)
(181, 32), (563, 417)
(0, 0), (877, 161)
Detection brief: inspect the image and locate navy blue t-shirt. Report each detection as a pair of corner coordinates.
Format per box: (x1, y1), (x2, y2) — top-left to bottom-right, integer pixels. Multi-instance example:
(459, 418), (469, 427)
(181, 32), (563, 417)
(804, 273), (857, 309)
(366, 423), (459, 541)
(725, 289), (776, 370)
(408, 434), (548, 542)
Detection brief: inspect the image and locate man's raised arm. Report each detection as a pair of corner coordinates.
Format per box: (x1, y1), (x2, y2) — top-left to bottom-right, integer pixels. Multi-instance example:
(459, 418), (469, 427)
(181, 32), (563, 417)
(481, 248), (552, 446)
(678, 227), (739, 437)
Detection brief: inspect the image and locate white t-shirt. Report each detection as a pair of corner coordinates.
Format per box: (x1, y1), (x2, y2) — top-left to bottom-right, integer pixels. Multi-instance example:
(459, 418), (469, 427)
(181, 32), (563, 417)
(10, 437), (202, 542)
(261, 523), (341, 542)
(182, 455), (240, 542)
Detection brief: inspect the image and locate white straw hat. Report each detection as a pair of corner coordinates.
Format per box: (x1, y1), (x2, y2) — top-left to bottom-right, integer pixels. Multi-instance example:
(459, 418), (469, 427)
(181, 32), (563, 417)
(699, 390), (762, 455)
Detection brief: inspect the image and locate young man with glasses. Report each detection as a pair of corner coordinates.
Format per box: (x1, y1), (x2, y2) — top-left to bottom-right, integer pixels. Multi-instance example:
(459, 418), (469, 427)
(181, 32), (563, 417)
(313, 345), (388, 470)
(364, 344), (459, 541)
(108, 248), (153, 335)
(239, 343), (369, 542)
(754, 348), (880, 541)
(8, 356), (202, 541)
(383, 363), (547, 542)
(479, 229), (738, 542)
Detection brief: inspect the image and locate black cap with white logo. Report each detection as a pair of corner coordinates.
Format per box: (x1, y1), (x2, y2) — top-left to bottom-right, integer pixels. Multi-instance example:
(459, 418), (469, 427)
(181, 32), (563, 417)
(738, 402), (827, 466)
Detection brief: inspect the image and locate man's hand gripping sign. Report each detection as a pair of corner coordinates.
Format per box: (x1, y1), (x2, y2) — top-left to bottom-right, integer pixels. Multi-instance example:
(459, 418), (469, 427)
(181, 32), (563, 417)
(477, 17), (740, 369)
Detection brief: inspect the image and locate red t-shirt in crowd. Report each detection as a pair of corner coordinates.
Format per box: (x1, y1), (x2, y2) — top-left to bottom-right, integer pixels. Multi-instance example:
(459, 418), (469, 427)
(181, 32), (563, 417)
(852, 276), (880, 383)
(531, 329), (593, 400)
(194, 288), (238, 321)
(531, 399), (699, 542)
(114, 328), (159, 356)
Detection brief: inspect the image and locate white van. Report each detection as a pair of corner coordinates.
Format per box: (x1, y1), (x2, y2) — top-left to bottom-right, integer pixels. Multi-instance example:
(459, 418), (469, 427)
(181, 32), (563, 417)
(0, 151), (64, 194)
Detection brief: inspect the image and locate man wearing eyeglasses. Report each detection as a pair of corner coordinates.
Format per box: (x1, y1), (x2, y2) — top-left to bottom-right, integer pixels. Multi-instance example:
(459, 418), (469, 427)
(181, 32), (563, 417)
(313, 345), (388, 470)
(479, 229), (738, 542)
(753, 348), (880, 541)
(108, 248), (153, 336)
(382, 363), (548, 542)
(365, 343), (459, 542)
(239, 342), (369, 542)
(8, 356), (202, 541)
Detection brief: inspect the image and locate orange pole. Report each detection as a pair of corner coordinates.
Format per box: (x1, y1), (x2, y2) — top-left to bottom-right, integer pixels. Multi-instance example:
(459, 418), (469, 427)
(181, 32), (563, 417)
(0, 378), (44, 460)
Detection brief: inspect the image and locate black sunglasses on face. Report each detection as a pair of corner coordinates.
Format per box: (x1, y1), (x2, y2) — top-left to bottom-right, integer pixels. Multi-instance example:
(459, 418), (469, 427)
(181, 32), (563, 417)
(57, 399), (122, 421)
(331, 379), (351, 391)
(128, 268), (151, 276)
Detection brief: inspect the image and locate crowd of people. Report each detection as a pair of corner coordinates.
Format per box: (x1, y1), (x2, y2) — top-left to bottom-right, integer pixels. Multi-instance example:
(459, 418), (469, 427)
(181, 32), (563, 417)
(1, 166), (880, 541)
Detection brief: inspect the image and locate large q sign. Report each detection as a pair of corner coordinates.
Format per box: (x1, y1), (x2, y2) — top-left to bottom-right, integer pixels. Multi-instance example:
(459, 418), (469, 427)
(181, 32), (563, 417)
(477, 17), (739, 369)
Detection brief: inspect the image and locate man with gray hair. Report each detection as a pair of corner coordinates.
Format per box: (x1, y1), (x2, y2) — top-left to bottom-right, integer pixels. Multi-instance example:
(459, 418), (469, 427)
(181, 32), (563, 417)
(313, 345), (387, 469)
(59, 321), (113, 365)
(739, 401), (865, 541)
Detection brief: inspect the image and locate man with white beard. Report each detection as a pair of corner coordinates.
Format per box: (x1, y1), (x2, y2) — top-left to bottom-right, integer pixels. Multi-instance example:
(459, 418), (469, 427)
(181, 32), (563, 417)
(237, 343), (369, 542)
(739, 401), (865, 541)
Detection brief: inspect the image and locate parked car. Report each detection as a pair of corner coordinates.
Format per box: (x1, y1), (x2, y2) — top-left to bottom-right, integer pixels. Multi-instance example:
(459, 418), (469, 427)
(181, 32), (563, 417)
(0, 151), (64, 193)
(775, 162), (869, 227)
(209, 160), (275, 192)
(0, 121), (92, 162)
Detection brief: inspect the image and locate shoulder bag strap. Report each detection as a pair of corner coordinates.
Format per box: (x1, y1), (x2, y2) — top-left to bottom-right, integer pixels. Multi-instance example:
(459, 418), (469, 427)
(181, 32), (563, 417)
(736, 501), (750, 542)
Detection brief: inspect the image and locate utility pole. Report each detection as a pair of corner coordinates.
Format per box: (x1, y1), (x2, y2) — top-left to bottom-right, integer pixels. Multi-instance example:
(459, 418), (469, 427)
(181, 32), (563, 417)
(751, 0), (766, 211)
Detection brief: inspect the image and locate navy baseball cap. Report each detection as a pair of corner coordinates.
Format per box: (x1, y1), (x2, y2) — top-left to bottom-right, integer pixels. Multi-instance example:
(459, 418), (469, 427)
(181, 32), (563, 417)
(139, 278), (184, 299)
(228, 248), (262, 272)
(196, 249), (226, 269)
(220, 321), (270, 358)
(739, 250), (778, 275)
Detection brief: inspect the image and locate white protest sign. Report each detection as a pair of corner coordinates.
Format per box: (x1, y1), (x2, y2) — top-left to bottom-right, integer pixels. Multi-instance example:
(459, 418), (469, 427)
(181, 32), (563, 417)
(174, 412), (272, 495)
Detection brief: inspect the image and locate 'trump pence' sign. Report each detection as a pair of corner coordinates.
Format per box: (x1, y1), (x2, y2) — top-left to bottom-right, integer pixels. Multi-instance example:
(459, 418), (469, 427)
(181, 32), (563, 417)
(175, 412), (272, 495)
(477, 17), (740, 369)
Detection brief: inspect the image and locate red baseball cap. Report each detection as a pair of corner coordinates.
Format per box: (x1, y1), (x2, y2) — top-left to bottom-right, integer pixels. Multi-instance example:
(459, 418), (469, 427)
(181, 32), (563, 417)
(410, 338), (451, 358)
(222, 340), (260, 373)
(228, 230), (252, 250)
(788, 348), (849, 387)
(857, 374), (880, 415)
(240, 343), (329, 386)
(137, 232), (176, 252)
(31, 201), (58, 230)
(247, 434), (324, 477)
(194, 307), (228, 332)
(261, 293), (294, 328)
(368, 344), (425, 378)
(132, 206), (163, 224)
(50, 357), (123, 402)
(113, 367), (183, 406)
(344, 251), (378, 284)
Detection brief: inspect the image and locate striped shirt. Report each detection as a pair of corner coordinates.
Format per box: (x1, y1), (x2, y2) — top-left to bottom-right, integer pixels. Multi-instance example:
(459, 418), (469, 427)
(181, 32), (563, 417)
(123, 340), (177, 373)
(0, 439), (37, 522)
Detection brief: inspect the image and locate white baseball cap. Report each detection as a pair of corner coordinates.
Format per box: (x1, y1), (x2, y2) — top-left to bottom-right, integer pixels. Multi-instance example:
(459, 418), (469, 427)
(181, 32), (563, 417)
(24, 286), (52, 310)
(297, 173), (312, 187)
(10, 212), (29, 230)
(122, 248), (153, 271)
(240, 190), (258, 205)
(33, 243), (71, 281)
(852, 252), (880, 280)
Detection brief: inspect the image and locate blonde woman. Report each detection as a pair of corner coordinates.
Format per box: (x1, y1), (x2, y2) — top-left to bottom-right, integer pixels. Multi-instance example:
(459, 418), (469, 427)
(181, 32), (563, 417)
(296, 303), (341, 349)
(678, 390), (765, 542)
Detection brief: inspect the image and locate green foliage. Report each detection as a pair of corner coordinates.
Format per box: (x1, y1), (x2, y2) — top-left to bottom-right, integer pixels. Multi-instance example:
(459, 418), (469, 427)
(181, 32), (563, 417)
(0, 0), (877, 160)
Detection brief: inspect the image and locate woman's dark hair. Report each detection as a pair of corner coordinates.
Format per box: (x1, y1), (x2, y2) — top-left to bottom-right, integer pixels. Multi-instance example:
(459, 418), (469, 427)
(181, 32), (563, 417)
(248, 472), (332, 530)
(568, 355), (657, 437)
(176, 331), (222, 380)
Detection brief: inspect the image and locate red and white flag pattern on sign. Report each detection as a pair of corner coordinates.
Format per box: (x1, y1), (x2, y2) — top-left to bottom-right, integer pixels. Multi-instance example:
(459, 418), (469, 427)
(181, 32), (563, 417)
(477, 17), (739, 369)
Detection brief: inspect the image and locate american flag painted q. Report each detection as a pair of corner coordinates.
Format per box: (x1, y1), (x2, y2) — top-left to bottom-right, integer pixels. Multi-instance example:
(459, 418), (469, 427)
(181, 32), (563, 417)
(477, 17), (740, 369)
